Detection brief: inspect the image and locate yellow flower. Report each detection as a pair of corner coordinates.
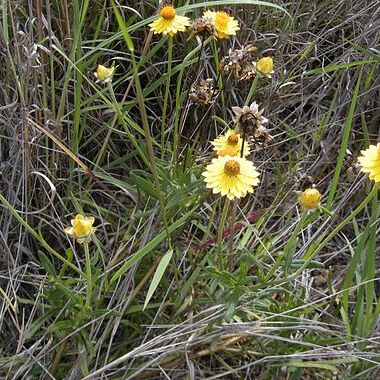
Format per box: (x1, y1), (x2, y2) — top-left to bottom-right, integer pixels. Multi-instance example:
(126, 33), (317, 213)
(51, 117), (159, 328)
(299, 188), (321, 210)
(203, 10), (239, 39)
(256, 57), (274, 77)
(64, 214), (96, 244)
(358, 143), (380, 182)
(94, 64), (115, 83)
(211, 129), (250, 157)
(202, 156), (259, 200)
(149, 5), (190, 37)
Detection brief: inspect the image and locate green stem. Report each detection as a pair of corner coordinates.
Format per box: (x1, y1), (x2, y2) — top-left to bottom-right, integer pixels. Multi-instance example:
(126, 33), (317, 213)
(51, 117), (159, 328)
(217, 198), (230, 270)
(84, 242), (92, 309)
(212, 39), (226, 119)
(227, 200), (238, 271)
(130, 45), (173, 253)
(161, 37), (173, 158)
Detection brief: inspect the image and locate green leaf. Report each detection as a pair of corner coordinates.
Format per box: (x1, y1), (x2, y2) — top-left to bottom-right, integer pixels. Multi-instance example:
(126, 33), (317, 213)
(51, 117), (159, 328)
(38, 251), (57, 277)
(130, 172), (160, 199)
(143, 249), (173, 310)
(111, 1), (134, 52)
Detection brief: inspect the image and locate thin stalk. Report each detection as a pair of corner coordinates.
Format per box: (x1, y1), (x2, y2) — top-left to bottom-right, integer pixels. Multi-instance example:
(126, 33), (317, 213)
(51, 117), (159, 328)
(227, 201), (237, 271)
(84, 243), (92, 309)
(106, 82), (151, 169)
(211, 39), (226, 119)
(130, 48), (173, 253)
(161, 37), (173, 158)
(217, 198), (230, 270)
(173, 37), (211, 171)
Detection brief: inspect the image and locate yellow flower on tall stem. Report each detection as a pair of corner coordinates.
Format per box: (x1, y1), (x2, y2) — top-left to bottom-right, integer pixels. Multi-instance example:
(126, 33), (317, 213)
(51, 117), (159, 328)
(211, 129), (250, 157)
(203, 10), (240, 39)
(202, 156), (259, 199)
(64, 214), (96, 243)
(149, 4), (190, 36)
(358, 143), (380, 182)
(94, 64), (115, 83)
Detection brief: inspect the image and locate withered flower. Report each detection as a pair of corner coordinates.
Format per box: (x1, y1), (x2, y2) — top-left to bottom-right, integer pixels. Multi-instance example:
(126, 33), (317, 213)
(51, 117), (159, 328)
(189, 79), (217, 107)
(188, 17), (218, 40)
(232, 102), (272, 146)
(220, 45), (257, 81)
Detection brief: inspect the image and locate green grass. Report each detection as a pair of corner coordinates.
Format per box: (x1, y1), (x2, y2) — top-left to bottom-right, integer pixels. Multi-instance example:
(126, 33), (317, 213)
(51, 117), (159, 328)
(1, 0), (380, 378)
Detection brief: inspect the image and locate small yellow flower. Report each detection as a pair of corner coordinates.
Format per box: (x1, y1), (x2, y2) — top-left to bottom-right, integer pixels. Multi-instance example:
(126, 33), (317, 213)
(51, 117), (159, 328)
(203, 10), (240, 39)
(299, 188), (321, 210)
(64, 214), (96, 244)
(256, 57), (274, 77)
(202, 156), (260, 200)
(94, 64), (115, 83)
(149, 5), (190, 37)
(211, 129), (250, 158)
(358, 143), (380, 182)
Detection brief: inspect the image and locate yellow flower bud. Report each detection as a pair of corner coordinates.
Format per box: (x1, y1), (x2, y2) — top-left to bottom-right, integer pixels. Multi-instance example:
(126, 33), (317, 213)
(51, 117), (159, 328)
(256, 57), (274, 75)
(94, 64), (115, 83)
(299, 188), (321, 210)
(64, 214), (96, 243)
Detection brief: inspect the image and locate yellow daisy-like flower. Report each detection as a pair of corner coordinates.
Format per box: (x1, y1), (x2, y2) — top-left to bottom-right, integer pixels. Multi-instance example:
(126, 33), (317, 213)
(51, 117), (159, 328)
(94, 64), (115, 83)
(299, 188), (321, 210)
(149, 5), (190, 37)
(358, 143), (380, 182)
(211, 129), (250, 158)
(203, 10), (240, 39)
(64, 214), (96, 244)
(256, 57), (274, 77)
(202, 156), (260, 200)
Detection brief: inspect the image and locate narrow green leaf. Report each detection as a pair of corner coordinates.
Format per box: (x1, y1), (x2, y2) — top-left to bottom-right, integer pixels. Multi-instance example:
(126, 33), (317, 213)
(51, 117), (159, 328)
(38, 251), (57, 278)
(111, 1), (134, 52)
(143, 249), (173, 310)
(130, 172), (160, 199)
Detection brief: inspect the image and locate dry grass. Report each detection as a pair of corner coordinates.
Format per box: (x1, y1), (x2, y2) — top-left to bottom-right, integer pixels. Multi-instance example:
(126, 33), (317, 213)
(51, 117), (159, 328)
(1, 0), (380, 378)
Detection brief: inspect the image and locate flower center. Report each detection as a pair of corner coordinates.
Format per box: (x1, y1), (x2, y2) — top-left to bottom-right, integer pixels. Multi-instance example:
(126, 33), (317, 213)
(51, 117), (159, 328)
(227, 133), (239, 146)
(224, 160), (240, 176)
(215, 11), (230, 30)
(161, 5), (176, 20)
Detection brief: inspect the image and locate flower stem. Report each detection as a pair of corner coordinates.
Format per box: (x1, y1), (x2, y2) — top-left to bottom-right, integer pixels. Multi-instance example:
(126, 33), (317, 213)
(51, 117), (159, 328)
(130, 42), (173, 254)
(212, 39), (226, 120)
(161, 36), (173, 158)
(173, 37), (209, 171)
(84, 242), (92, 309)
(227, 200), (238, 270)
(217, 198), (230, 270)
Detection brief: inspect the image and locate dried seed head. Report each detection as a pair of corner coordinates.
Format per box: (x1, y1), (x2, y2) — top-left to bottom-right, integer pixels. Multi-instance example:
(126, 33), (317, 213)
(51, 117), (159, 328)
(188, 17), (218, 40)
(189, 79), (217, 107)
(220, 45), (258, 81)
(232, 102), (272, 147)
